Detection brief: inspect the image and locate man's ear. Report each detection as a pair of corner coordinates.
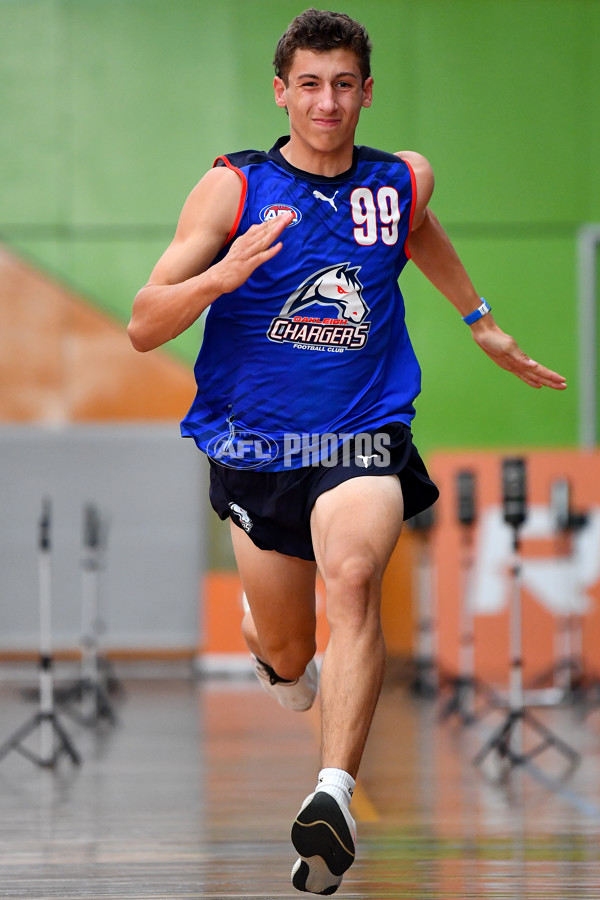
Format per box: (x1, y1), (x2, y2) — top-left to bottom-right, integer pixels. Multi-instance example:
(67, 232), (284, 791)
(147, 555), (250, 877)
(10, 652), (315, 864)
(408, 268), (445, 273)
(362, 76), (374, 108)
(273, 76), (287, 109)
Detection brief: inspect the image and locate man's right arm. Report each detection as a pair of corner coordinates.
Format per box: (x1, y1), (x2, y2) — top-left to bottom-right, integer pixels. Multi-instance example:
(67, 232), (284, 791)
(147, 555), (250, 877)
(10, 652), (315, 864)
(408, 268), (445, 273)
(128, 166), (292, 352)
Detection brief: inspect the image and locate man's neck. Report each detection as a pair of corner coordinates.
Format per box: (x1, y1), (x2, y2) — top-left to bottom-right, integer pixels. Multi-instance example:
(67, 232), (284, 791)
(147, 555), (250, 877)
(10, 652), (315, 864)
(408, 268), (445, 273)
(279, 137), (354, 178)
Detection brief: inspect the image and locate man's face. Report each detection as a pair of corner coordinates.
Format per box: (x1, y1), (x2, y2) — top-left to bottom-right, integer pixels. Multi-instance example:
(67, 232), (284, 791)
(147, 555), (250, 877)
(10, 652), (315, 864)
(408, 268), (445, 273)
(273, 48), (373, 159)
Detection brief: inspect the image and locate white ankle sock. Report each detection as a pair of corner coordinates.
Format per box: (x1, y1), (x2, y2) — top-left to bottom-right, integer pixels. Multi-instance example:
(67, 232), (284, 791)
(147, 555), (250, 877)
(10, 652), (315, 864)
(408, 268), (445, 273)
(315, 767), (355, 808)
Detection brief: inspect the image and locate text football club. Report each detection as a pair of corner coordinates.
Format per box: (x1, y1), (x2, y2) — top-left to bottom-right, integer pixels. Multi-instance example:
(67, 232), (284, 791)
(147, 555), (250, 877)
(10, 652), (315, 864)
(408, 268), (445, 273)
(267, 262), (372, 351)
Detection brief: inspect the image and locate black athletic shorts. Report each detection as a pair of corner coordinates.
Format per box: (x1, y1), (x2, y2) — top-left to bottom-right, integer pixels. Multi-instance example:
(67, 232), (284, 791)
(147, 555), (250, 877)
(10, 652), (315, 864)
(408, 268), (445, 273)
(208, 422), (439, 561)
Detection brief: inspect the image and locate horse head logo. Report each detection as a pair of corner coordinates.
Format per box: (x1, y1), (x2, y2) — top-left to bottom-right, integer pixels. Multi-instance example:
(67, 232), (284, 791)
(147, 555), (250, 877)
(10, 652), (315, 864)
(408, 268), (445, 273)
(280, 263), (369, 324)
(228, 502), (254, 532)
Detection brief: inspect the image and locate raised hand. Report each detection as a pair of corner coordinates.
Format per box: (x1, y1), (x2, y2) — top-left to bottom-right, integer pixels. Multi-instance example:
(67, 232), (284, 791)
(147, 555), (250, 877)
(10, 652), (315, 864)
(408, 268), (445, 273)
(215, 211), (294, 295)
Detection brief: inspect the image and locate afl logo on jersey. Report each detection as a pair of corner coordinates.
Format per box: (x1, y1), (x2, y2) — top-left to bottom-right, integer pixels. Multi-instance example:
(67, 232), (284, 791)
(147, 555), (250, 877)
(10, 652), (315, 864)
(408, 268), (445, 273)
(259, 203), (302, 226)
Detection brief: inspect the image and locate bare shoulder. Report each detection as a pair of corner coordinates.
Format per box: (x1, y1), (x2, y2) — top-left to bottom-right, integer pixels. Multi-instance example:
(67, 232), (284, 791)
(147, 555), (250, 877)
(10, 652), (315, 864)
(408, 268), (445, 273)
(394, 150), (432, 173)
(394, 151), (434, 226)
(394, 151), (434, 188)
(147, 165), (244, 286)
(177, 165), (243, 240)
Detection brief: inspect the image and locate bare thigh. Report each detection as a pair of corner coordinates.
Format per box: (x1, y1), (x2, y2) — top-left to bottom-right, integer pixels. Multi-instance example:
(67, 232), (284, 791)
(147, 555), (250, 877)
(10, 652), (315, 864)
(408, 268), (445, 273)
(310, 475), (404, 623)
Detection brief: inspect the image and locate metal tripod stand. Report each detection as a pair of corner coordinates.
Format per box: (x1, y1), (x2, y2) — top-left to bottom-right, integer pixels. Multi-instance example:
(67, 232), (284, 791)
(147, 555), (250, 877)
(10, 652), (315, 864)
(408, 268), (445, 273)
(0, 500), (81, 768)
(473, 459), (579, 773)
(55, 503), (118, 727)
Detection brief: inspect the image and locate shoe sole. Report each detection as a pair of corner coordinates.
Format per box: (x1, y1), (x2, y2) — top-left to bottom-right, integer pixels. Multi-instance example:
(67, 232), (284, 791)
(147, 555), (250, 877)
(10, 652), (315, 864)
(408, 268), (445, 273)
(291, 858), (340, 895)
(291, 792), (355, 885)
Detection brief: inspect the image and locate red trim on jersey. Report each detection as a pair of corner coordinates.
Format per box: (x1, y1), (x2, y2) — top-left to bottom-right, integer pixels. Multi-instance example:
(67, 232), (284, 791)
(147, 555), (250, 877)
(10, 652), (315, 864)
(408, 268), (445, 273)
(213, 155), (247, 243)
(401, 158), (418, 260)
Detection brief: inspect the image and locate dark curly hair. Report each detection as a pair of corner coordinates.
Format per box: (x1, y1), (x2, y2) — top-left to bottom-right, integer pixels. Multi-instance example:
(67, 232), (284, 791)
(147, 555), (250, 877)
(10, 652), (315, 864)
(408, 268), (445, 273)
(273, 9), (372, 85)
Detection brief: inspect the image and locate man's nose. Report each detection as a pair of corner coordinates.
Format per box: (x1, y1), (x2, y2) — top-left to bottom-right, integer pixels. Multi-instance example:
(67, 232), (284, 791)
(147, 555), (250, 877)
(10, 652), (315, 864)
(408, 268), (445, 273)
(317, 85), (337, 111)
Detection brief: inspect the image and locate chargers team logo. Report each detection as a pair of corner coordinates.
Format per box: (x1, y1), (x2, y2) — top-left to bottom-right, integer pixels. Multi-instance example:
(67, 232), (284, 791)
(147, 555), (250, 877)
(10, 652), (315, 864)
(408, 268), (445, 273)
(260, 203), (302, 226)
(267, 263), (371, 351)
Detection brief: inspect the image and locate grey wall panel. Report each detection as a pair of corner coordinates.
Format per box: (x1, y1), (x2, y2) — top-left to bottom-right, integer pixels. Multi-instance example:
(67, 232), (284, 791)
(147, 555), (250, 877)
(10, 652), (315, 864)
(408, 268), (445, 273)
(0, 425), (206, 650)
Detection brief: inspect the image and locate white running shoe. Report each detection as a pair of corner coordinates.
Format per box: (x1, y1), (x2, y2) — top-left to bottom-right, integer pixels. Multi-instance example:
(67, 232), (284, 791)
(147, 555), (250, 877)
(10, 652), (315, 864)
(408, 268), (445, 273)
(291, 790), (357, 895)
(242, 592), (318, 712)
(251, 654), (318, 712)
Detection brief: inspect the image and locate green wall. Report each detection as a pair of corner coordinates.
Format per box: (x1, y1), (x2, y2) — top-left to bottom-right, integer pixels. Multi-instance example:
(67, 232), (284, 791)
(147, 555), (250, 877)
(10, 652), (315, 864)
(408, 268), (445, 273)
(2, 0), (599, 455)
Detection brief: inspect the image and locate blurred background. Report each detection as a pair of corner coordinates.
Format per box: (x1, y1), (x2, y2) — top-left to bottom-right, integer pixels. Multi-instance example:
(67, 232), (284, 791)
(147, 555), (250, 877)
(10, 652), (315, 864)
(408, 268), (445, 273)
(0, 0), (598, 669)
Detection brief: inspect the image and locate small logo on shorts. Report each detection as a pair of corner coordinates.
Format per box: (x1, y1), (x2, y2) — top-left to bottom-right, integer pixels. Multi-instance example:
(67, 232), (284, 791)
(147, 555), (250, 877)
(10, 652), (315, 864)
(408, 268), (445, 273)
(228, 503), (253, 533)
(357, 454), (378, 468)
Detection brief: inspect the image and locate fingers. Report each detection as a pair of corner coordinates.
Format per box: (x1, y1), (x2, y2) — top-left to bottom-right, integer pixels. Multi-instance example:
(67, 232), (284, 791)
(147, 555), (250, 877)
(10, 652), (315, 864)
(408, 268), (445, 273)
(218, 212), (293, 292)
(508, 356), (567, 390)
(245, 211), (293, 248)
(257, 240), (284, 264)
(234, 212), (293, 263)
(475, 329), (567, 391)
(520, 360), (567, 390)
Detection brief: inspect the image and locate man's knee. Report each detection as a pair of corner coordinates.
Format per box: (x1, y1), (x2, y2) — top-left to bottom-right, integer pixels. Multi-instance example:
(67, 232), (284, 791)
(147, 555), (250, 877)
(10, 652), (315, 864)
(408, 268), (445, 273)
(242, 609), (316, 680)
(323, 553), (383, 631)
(334, 553), (380, 591)
(266, 637), (317, 682)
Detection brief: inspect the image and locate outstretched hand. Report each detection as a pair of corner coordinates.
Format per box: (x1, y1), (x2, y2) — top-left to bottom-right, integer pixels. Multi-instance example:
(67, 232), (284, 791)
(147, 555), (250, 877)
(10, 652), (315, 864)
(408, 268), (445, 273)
(471, 318), (567, 390)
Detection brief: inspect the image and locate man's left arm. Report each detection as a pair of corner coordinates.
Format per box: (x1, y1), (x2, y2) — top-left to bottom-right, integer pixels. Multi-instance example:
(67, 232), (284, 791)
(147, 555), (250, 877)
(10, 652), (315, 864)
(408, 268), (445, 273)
(397, 151), (567, 391)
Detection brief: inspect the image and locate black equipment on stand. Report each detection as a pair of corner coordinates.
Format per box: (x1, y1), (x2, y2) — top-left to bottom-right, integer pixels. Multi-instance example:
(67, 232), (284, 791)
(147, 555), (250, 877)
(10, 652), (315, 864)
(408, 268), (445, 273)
(408, 505), (438, 698)
(440, 470), (499, 725)
(473, 458), (579, 773)
(0, 500), (81, 768)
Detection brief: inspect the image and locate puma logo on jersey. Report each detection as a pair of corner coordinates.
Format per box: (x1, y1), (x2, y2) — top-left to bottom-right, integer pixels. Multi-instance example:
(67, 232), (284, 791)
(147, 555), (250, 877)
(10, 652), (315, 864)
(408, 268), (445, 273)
(357, 454), (377, 468)
(313, 189), (339, 212)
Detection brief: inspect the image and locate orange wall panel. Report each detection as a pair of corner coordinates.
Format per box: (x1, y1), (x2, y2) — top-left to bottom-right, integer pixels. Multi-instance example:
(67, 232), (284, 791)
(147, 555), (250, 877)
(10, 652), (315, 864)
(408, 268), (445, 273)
(0, 245), (194, 423)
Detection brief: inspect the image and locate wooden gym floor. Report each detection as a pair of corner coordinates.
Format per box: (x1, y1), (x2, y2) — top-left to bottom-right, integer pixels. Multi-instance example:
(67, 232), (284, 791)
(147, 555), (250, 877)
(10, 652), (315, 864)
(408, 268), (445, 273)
(1, 670), (600, 899)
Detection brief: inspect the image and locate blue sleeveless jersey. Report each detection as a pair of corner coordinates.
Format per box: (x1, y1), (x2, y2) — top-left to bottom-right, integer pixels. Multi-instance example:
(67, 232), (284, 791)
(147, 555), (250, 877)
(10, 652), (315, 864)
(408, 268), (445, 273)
(180, 137), (421, 470)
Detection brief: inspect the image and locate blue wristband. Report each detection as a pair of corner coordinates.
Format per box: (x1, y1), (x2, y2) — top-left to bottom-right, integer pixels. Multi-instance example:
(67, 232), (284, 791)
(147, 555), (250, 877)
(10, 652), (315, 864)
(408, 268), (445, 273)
(462, 299), (491, 325)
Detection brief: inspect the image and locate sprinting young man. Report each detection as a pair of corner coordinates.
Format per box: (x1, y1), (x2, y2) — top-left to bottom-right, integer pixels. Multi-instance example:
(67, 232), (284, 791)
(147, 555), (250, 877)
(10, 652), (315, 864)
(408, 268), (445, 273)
(128, 9), (566, 894)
